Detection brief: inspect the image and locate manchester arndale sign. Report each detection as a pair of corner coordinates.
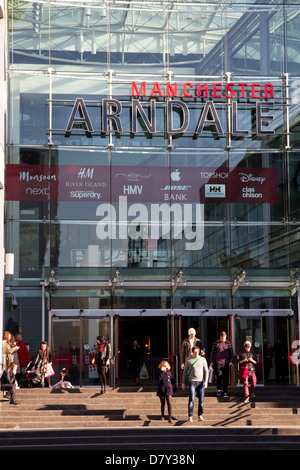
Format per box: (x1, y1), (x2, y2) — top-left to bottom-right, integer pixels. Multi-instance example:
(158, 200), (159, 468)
(62, 81), (277, 138)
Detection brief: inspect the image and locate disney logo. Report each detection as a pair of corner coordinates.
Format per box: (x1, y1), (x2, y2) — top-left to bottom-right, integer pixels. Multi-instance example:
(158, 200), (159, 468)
(239, 173), (265, 184)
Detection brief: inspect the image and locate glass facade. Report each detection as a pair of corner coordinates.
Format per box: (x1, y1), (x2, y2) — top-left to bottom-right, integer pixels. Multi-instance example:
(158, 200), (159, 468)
(4, 0), (300, 385)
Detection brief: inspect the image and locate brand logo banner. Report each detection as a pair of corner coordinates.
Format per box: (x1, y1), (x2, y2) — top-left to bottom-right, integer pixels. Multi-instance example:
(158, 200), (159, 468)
(6, 164), (278, 204)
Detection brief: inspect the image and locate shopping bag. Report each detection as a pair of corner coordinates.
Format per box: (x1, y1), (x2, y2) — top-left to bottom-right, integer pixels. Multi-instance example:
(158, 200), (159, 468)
(44, 362), (55, 378)
(208, 365), (214, 383)
(139, 363), (149, 380)
(238, 365), (248, 381)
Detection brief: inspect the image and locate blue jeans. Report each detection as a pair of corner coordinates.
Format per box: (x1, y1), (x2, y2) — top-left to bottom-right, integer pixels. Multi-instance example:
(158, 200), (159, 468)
(188, 381), (205, 417)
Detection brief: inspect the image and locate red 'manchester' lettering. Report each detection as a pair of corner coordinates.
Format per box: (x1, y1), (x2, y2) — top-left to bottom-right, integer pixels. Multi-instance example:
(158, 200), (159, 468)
(130, 81), (275, 100)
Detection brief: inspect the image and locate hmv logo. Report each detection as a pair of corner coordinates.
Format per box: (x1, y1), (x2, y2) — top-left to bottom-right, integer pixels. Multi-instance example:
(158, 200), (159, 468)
(123, 185), (143, 195)
(205, 184), (226, 198)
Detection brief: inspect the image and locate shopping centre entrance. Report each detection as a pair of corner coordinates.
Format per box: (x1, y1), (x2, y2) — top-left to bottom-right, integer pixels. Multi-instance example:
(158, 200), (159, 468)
(49, 309), (298, 388)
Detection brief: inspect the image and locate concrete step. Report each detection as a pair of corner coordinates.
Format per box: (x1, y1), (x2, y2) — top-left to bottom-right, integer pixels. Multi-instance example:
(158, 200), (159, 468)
(2, 427), (300, 450)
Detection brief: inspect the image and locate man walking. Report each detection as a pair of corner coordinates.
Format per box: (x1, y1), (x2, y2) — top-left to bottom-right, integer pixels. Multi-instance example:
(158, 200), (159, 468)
(210, 331), (234, 397)
(180, 328), (204, 369)
(181, 346), (208, 422)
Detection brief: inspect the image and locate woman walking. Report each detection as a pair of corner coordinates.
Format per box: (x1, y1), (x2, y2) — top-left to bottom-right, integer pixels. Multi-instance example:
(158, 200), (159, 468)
(238, 341), (257, 404)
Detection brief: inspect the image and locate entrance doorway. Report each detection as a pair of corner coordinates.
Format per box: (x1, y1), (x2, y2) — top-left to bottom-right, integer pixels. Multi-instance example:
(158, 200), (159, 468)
(49, 310), (114, 387)
(49, 309), (173, 387)
(117, 316), (168, 386)
(174, 309), (297, 386)
(49, 308), (297, 387)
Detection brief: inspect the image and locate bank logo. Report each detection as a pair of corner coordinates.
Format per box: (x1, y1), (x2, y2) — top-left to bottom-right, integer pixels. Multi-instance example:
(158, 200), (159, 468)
(205, 184), (226, 198)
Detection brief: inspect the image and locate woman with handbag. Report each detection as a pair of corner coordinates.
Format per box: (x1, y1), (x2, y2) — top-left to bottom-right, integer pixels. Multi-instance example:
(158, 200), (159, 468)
(238, 341), (257, 404)
(26, 341), (53, 388)
(2, 331), (19, 369)
(92, 335), (112, 394)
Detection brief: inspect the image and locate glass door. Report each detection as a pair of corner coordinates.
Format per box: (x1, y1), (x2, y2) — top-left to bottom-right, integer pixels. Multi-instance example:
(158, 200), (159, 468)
(233, 311), (297, 386)
(288, 314), (298, 386)
(234, 317), (263, 385)
(51, 316), (81, 386)
(81, 317), (113, 387)
(167, 313), (178, 384)
(50, 310), (114, 387)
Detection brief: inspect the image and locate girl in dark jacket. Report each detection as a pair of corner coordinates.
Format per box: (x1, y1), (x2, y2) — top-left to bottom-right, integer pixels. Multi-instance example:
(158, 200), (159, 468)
(157, 360), (176, 423)
(92, 335), (112, 394)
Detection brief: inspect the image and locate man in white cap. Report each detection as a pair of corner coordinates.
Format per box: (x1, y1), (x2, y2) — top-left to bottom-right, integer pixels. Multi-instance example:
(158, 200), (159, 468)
(180, 328), (204, 369)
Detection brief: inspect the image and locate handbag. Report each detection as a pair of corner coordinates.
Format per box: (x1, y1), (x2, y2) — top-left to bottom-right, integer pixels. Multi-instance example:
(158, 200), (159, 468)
(238, 365), (248, 380)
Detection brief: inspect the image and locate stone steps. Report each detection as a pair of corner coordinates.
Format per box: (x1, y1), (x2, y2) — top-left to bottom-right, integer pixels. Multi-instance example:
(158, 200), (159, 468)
(2, 386), (300, 450)
(2, 385), (300, 431)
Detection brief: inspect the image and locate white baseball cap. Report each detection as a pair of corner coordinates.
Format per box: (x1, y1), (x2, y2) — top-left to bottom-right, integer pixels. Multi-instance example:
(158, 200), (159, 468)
(188, 328), (196, 335)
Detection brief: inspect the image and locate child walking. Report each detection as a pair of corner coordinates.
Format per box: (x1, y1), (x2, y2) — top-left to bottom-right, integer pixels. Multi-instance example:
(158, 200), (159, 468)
(157, 360), (176, 423)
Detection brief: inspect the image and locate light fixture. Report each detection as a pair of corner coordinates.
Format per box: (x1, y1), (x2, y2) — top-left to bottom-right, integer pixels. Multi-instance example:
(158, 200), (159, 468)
(290, 277), (300, 296)
(44, 269), (60, 289)
(171, 269), (187, 294)
(109, 269), (124, 293)
(5, 253), (15, 275)
(232, 269), (249, 295)
(5, 288), (18, 310)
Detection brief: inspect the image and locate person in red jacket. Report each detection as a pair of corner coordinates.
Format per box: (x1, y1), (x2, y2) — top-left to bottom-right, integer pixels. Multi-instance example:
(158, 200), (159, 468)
(15, 334), (30, 375)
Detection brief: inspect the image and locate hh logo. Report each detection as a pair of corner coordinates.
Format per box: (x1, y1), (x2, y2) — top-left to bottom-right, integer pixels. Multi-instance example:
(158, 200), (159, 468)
(205, 184), (226, 198)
